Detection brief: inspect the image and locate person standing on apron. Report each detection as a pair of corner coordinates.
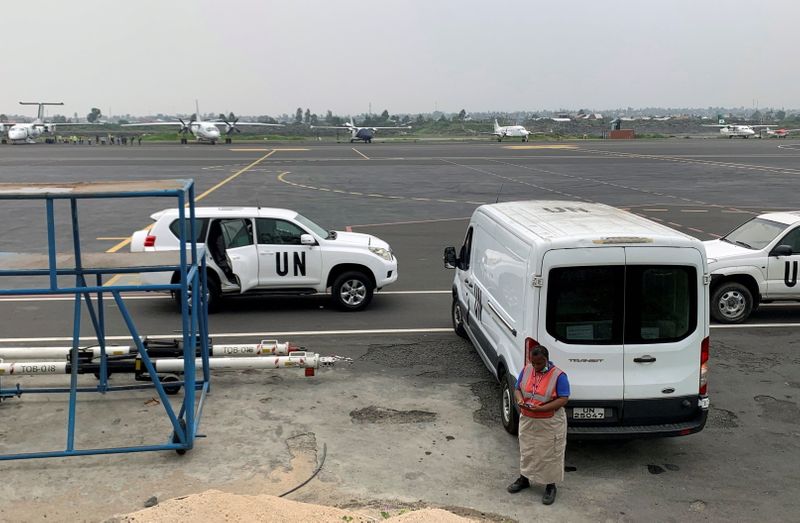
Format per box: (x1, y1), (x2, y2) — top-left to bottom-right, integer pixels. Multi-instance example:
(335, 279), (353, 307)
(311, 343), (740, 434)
(507, 345), (570, 505)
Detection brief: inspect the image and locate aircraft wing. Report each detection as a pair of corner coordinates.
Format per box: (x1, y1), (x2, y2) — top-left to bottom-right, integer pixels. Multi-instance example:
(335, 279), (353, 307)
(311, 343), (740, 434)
(121, 122), (182, 127)
(212, 121), (284, 127)
(368, 126), (412, 130)
(309, 125), (348, 129)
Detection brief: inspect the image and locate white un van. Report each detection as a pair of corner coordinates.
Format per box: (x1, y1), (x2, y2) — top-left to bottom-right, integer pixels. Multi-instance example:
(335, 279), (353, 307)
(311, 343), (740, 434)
(444, 201), (710, 438)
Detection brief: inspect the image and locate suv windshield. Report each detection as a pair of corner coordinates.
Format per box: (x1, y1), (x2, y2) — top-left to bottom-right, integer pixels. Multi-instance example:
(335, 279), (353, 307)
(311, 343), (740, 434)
(722, 218), (786, 250)
(294, 213), (330, 239)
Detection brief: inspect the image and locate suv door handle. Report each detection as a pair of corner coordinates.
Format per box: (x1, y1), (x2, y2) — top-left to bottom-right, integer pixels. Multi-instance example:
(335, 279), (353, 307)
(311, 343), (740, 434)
(633, 355), (657, 363)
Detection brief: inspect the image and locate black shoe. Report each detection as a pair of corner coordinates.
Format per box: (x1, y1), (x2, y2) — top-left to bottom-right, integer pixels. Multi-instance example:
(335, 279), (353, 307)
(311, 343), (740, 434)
(542, 483), (557, 505)
(507, 476), (530, 493)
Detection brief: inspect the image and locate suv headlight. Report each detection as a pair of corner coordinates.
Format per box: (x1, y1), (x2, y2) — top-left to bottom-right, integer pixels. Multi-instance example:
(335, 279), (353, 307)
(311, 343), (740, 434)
(369, 246), (393, 261)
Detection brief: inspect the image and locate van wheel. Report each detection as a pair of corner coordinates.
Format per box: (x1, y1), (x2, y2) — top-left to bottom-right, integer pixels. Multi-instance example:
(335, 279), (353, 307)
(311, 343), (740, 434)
(711, 282), (753, 324)
(501, 373), (520, 435)
(452, 297), (468, 338)
(332, 271), (373, 311)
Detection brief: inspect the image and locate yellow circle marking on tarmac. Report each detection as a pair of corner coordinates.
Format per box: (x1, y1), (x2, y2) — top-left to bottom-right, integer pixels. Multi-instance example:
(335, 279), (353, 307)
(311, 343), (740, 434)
(502, 144), (578, 150)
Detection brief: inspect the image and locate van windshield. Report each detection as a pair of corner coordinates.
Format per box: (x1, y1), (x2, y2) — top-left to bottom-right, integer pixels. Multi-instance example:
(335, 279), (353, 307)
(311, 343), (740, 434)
(722, 218), (786, 250)
(547, 265), (696, 345)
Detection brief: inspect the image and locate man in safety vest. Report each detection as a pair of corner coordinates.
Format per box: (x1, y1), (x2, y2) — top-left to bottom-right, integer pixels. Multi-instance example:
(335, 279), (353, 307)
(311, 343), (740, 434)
(507, 345), (570, 505)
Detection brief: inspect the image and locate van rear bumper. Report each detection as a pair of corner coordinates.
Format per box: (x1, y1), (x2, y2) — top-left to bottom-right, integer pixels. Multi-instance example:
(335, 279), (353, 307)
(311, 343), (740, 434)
(567, 409), (707, 439)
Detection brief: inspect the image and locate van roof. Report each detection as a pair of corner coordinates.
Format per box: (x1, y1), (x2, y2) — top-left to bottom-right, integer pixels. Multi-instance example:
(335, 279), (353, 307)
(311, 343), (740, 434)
(480, 200), (702, 248)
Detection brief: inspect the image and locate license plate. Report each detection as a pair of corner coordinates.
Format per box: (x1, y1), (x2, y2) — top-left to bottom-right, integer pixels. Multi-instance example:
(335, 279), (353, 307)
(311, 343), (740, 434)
(572, 407), (605, 420)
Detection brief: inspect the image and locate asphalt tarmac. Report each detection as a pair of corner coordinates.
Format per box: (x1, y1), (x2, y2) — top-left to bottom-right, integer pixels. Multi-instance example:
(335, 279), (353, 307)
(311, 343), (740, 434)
(0, 139), (798, 522)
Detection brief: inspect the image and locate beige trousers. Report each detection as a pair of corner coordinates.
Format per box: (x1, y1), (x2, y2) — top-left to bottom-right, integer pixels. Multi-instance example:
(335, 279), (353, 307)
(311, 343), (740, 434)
(518, 407), (567, 485)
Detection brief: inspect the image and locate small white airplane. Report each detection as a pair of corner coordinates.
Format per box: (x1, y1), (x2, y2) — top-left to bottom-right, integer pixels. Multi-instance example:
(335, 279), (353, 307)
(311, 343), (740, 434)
(1, 102), (79, 144)
(704, 119), (772, 139)
(310, 119), (411, 143)
(489, 119), (545, 142)
(122, 102), (283, 144)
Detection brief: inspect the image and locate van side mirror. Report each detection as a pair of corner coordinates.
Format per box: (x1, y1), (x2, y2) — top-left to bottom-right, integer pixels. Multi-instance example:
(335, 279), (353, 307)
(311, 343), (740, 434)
(771, 244), (793, 257)
(443, 246), (459, 269)
(300, 234), (317, 246)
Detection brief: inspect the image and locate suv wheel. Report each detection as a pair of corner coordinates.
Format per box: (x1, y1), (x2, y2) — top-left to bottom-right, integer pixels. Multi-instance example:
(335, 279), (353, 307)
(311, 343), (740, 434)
(501, 373), (520, 435)
(332, 271), (374, 311)
(452, 297), (467, 338)
(173, 274), (222, 314)
(711, 282), (753, 324)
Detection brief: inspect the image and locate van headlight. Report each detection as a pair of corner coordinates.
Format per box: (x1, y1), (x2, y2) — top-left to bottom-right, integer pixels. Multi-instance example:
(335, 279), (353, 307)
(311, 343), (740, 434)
(369, 246), (393, 261)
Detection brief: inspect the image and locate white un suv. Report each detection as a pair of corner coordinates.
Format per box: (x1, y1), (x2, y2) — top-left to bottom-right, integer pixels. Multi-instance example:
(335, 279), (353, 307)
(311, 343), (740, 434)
(130, 207), (398, 311)
(705, 211), (800, 323)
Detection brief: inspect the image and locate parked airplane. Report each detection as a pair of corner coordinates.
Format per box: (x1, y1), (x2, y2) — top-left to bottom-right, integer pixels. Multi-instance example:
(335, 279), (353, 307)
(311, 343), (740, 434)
(703, 122), (772, 138)
(122, 102), (283, 144)
(1, 102), (81, 144)
(763, 127), (800, 138)
(489, 119), (547, 142)
(310, 119), (411, 143)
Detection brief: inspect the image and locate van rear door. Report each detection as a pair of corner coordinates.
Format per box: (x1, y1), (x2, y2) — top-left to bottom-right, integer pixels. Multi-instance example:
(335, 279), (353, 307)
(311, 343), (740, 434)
(538, 248), (625, 402)
(622, 247), (704, 400)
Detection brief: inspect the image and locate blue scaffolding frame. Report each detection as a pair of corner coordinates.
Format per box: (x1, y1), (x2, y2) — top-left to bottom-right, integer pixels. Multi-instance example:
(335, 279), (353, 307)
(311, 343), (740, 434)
(0, 179), (211, 460)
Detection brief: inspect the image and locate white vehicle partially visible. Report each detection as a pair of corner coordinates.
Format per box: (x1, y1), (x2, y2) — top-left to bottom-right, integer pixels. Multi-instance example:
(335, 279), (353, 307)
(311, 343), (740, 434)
(705, 211), (800, 323)
(131, 207), (398, 311)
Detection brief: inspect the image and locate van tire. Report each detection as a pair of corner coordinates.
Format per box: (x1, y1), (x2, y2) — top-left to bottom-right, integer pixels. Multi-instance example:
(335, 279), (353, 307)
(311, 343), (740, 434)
(501, 373), (520, 435)
(452, 297), (468, 338)
(332, 271), (373, 311)
(711, 282), (753, 324)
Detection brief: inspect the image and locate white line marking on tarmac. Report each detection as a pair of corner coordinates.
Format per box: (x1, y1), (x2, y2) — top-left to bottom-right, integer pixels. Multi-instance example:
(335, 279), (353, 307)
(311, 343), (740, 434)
(1, 323), (799, 343)
(0, 290), (452, 303)
(0, 328), (454, 344)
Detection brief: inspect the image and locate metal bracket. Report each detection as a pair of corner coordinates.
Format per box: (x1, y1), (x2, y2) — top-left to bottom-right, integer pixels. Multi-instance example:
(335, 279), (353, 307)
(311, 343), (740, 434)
(531, 276), (544, 287)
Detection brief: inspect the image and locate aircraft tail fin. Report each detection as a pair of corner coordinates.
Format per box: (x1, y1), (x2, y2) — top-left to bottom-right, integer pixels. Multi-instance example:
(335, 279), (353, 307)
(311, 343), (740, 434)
(494, 118), (500, 132)
(19, 101), (64, 123)
(195, 100), (200, 122)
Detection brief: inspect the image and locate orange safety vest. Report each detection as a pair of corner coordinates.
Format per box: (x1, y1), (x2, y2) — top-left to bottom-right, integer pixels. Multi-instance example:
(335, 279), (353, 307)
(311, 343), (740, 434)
(519, 364), (564, 418)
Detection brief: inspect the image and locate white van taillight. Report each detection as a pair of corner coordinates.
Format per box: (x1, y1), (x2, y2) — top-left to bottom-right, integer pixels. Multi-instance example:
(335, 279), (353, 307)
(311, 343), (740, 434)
(144, 235), (157, 247)
(524, 337), (540, 351)
(699, 336), (709, 395)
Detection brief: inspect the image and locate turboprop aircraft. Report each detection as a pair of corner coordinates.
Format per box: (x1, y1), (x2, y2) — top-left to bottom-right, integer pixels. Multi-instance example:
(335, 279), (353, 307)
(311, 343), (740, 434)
(1, 102), (90, 144)
(703, 119), (772, 139)
(310, 119), (411, 143)
(122, 102), (283, 144)
(489, 119), (545, 142)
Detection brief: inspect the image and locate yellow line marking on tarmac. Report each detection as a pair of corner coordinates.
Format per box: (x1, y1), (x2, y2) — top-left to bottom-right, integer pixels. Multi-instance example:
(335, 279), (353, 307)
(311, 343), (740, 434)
(352, 147), (370, 159)
(229, 148), (270, 152)
(106, 150), (277, 259)
(680, 209), (709, 213)
(104, 274), (123, 286)
(503, 145), (578, 150)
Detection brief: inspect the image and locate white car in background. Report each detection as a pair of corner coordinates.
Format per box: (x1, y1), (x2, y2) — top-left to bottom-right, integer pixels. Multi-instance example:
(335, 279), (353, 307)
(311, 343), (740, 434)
(705, 211), (800, 323)
(130, 207), (398, 311)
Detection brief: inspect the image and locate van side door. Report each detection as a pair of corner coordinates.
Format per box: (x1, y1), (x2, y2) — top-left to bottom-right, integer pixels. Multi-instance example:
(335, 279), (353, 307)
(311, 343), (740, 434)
(255, 218), (323, 287)
(623, 247), (705, 401)
(766, 226), (800, 298)
(538, 248), (626, 407)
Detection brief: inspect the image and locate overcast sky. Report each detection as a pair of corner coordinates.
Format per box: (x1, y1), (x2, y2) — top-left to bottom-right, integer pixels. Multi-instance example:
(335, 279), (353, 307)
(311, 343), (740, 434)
(2, 1), (797, 118)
